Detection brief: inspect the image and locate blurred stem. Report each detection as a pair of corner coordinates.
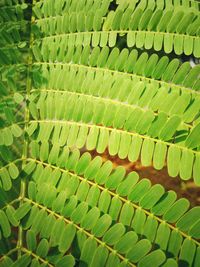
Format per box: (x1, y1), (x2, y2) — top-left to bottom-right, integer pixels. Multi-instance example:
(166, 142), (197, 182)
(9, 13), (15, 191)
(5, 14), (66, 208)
(17, 0), (35, 258)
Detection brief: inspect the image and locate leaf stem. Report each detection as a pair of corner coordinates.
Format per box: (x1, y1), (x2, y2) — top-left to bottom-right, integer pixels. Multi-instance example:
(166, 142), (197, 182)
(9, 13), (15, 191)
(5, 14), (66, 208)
(28, 120), (200, 156)
(26, 157), (200, 247)
(17, 0), (35, 258)
(33, 61), (200, 97)
(24, 197), (135, 267)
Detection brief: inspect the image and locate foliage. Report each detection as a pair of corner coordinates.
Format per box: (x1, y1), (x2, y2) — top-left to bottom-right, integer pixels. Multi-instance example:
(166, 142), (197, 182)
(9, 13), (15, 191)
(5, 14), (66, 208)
(0, 0), (200, 266)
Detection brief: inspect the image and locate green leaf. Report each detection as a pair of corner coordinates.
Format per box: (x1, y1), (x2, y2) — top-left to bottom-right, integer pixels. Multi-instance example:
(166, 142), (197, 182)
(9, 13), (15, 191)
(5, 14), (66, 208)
(153, 142), (167, 170)
(185, 123), (200, 149)
(48, 144), (60, 164)
(0, 168), (12, 191)
(3, 128), (13, 146)
(0, 210), (11, 238)
(97, 46), (109, 67)
(92, 214), (112, 237)
(76, 181), (89, 202)
(105, 166), (125, 190)
(194, 247), (200, 267)
(128, 179), (151, 203)
(127, 32), (135, 47)
(155, 222), (170, 250)
(112, 9), (123, 30)
(86, 126), (99, 151)
(148, 9), (163, 30)
(188, 219), (200, 239)
(172, 62), (191, 84)
(138, 9), (153, 30)
(36, 239), (49, 257)
(125, 49), (138, 72)
(194, 37), (200, 58)
(27, 122), (38, 136)
(95, 160), (113, 185)
(15, 202), (32, 220)
(106, 47), (120, 69)
(8, 163), (19, 179)
(117, 171), (139, 197)
(163, 198), (190, 223)
(168, 230), (183, 257)
(162, 259), (178, 267)
(179, 149), (194, 180)
(52, 190), (68, 213)
(109, 196), (122, 221)
(11, 254), (31, 267)
(108, 130), (121, 156)
(98, 191), (111, 214)
(86, 185), (100, 207)
(6, 206), (19, 227)
(103, 223), (125, 246)
(33, 5), (42, 18)
(141, 138), (155, 166)
(0, 81), (7, 95)
(179, 238), (196, 266)
(75, 153), (91, 175)
(144, 53), (159, 77)
(129, 8), (143, 30)
(128, 136), (142, 162)
(93, 10), (102, 31)
(26, 230), (37, 251)
(50, 218), (65, 246)
(39, 141), (49, 162)
(81, 207), (100, 230)
(138, 249), (166, 267)
(10, 124), (23, 138)
(127, 239), (152, 263)
(143, 216), (158, 242)
(103, 10), (114, 30)
(84, 156), (102, 180)
(136, 111), (155, 134)
(23, 161), (36, 175)
(119, 202), (134, 226)
(106, 253), (120, 267)
(167, 145), (181, 177)
(55, 255), (75, 267)
(0, 256), (13, 267)
(132, 209), (146, 235)
(162, 59), (180, 82)
(194, 154), (200, 186)
(90, 245), (108, 267)
(71, 202), (88, 224)
(80, 238), (97, 266)
(176, 207), (200, 233)
(73, 230), (86, 259)
(152, 56), (169, 79)
(184, 65), (200, 88)
(59, 223), (76, 252)
(57, 146), (70, 168)
(115, 49), (129, 71)
(159, 115), (181, 141)
(114, 231), (138, 254)
(32, 44), (42, 61)
(170, 92), (191, 116)
(5, 107), (15, 125)
(151, 191), (177, 216)
(139, 184), (164, 209)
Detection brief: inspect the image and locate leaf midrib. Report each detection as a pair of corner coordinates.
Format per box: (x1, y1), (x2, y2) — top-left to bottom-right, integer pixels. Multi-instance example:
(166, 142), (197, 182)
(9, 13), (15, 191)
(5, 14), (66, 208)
(28, 120), (200, 155)
(26, 157), (200, 246)
(23, 197), (135, 267)
(33, 26), (200, 40)
(33, 62), (200, 97)
(31, 88), (193, 130)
